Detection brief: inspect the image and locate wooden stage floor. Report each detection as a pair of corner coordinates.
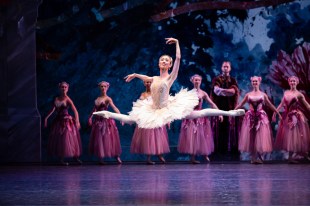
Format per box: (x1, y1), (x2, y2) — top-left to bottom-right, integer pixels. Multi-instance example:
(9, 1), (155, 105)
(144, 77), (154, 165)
(1, 162), (310, 205)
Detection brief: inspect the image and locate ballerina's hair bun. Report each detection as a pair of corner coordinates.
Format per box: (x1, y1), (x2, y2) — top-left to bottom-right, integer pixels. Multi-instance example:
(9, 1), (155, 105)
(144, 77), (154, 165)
(190, 74), (202, 83)
(250, 76), (262, 82)
(98, 81), (110, 88)
(58, 81), (69, 87)
(288, 76), (299, 84)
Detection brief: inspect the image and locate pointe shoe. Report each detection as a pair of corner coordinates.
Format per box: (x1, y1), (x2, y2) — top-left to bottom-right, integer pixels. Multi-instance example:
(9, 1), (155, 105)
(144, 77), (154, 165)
(304, 156), (310, 161)
(147, 160), (155, 165)
(60, 160), (69, 166)
(116, 157), (122, 164)
(76, 158), (83, 165)
(98, 160), (106, 165)
(236, 109), (245, 116)
(250, 160), (260, 164)
(228, 109), (245, 117)
(288, 159), (299, 164)
(205, 156), (210, 162)
(258, 154), (264, 162)
(191, 160), (200, 164)
(93, 111), (110, 119)
(158, 155), (166, 164)
(250, 159), (262, 164)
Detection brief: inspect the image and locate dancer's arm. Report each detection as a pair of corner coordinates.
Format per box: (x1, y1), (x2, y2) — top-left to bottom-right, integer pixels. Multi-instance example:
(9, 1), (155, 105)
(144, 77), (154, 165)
(298, 92), (310, 111)
(166, 38), (181, 85)
(44, 104), (55, 128)
(264, 93), (281, 120)
(107, 97), (121, 114)
(203, 91), (223, 122)
(276, 97), (284, 112)
(272, 96), (284, 122)
(108, 97), (125, 125)
(203, 91), (218, 109)
(235, 94), (248, 110)
(88, 106), (96, 126)
(67, 97), (80, 129)
(124, 73), (153, 82)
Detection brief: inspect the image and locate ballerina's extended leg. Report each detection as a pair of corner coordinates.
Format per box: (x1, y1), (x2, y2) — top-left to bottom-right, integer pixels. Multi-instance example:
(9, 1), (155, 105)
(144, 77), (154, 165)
(186, 108), (245, 119)
(93, 111), (135, 124)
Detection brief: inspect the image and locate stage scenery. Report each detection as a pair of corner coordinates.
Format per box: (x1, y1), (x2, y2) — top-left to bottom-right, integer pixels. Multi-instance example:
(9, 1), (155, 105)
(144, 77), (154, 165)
(0, 0), (310, 205)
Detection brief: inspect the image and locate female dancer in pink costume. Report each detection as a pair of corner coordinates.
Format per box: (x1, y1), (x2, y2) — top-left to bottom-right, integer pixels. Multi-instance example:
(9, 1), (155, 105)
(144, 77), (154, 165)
(178, 74), (223, 164)
(88, 81), (122, 164)
(93, 38), (245, 129)
(235, 76), (281, 164)
(130, 80), (169, 164)
(44, 82), (82, 166)
(273, 76), (310, 163)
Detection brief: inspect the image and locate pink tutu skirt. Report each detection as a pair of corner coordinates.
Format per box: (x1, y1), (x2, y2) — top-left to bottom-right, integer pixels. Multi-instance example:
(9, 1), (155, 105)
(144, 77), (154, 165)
(130, 125), (170, 155)
(178, 117), (214, 155)
(238, 110), (273, 153)
(89, 116), (121, 158)
(48, 115), (82, 157)
(275, 110), (310, 152)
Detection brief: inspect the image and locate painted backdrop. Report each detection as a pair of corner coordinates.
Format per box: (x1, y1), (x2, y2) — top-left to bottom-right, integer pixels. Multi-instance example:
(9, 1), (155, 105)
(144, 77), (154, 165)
(37, 0), (310, 162)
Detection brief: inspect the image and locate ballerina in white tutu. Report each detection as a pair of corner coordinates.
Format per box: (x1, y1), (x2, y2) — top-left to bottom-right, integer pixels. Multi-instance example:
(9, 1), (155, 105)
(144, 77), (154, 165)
(94, 38), (245, 129)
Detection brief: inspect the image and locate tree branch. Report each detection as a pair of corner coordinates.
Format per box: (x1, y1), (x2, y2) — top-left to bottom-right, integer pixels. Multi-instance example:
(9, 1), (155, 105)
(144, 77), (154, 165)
(150, 0), (295, 22)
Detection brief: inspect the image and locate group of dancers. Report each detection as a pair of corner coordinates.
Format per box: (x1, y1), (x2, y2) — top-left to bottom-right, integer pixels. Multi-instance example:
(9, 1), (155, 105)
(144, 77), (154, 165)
(44, 38), (310, 165)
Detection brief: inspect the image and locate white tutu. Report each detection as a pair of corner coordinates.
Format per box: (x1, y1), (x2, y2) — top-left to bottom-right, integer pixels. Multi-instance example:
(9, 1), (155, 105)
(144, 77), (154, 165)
(129, 88), (199, 128)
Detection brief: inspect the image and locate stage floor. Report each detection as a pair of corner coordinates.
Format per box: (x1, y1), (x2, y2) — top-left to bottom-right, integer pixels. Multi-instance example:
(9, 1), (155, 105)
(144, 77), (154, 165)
(1, 163), (310, 205)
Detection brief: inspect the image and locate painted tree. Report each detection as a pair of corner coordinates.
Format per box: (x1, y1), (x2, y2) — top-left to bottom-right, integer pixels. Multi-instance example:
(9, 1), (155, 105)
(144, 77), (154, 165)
(268, 42), (310, 91)
(268, 42), (310, 118)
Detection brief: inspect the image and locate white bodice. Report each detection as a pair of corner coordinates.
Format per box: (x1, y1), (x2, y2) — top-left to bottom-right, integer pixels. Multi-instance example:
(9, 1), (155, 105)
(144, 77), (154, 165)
(151, 76), (171, 109)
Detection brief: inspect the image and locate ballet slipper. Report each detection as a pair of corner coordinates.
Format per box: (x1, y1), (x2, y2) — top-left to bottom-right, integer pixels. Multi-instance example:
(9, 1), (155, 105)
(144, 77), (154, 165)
(116, 156), (122, 164)
(250, 158), (262, 164)
(288, 159), (299, 164)
(191, 160), (200, 164)
(191, 155), (200, 164)
(258, 153), (264, 162)
(147, 160), (155, 165)
(303, 154), (310, 161)
(98, 160), (106, 165)
(76, 158), (83, 165)
(205, 156), (210, 162)
(60, 160), (69, 166)
(250, 160), (262, 164)
(158, 155), (166, 164)
(146, 156), (155, 165)
(228, 109), (245, 116)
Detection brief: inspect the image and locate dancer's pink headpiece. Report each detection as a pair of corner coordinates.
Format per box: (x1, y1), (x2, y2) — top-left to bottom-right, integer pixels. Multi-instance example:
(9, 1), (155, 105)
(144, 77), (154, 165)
(98, 81), (110, 88)
(58, 81), (69, 87)
(250, 76), (262, 82)
(190, 74), (202, 83)
(288, 76), (299, 84)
